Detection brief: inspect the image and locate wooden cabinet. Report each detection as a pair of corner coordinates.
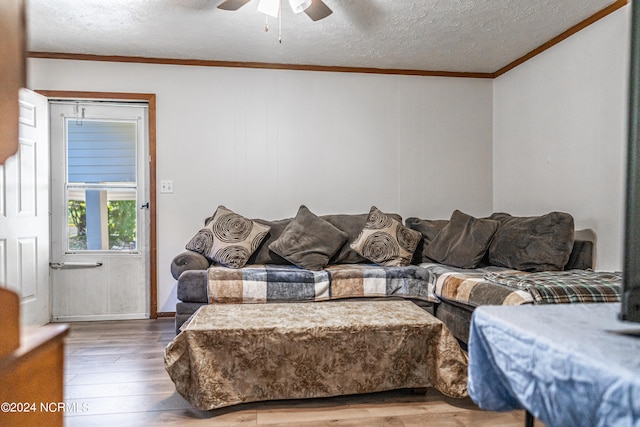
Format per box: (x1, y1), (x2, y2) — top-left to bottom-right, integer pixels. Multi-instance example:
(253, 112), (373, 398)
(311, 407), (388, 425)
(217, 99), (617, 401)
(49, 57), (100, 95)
(0, 0), (26, 163)
(0, 289), (69, 427)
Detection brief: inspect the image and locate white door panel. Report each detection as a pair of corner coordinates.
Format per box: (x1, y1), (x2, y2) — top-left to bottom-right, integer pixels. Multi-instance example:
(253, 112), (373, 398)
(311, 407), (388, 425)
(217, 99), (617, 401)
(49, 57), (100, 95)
(49, 101), (149, 321)
(50, 256), (147, 321)
(0, 89), (50, 326)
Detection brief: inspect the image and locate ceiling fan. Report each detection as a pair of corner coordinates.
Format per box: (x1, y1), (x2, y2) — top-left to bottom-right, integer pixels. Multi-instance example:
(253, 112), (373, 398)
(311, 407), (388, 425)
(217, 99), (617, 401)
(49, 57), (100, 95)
(217, 0), (333, 21)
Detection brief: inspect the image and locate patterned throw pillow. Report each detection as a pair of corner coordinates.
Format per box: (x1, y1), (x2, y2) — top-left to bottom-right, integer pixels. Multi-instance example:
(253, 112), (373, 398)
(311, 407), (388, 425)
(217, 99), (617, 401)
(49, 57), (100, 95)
(350, 206), (421, 267)
(185, 206), (270, 268)
(322, 213), (403, 264)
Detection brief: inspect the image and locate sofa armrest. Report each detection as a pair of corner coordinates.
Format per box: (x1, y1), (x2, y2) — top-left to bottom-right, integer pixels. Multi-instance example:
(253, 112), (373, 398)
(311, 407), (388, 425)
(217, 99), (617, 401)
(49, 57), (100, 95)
(177, 270), (209, 302)
(171, 250), (210, 280)
(565, 229), (596, 270)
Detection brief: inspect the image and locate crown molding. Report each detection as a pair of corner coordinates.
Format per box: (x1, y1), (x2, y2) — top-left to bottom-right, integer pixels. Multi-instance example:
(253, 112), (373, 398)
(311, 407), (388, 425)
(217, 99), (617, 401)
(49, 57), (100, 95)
(28, 0), (629, 80)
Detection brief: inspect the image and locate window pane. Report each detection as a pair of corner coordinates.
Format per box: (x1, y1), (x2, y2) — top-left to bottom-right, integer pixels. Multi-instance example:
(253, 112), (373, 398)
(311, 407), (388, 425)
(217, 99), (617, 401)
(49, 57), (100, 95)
(67, 188), (137, 251)
(67, 120), (136, 184)
(65, 118), (138, 252)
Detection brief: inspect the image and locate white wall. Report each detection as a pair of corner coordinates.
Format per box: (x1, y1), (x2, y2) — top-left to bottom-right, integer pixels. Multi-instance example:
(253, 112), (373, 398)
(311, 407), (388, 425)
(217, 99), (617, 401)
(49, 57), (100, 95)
(28, 59), (493, 312)
(493, 5), (631, 271)
(27, 4), (632, 312)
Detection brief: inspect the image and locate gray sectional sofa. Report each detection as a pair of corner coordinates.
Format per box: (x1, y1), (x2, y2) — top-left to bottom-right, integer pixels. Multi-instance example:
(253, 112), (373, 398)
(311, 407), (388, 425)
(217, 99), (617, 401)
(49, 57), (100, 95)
(171, 206), (622, 343)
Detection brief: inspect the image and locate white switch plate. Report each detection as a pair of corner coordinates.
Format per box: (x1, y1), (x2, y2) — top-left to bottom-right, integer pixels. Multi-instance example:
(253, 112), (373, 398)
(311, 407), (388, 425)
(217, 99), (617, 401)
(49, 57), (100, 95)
(160, 180), (174, 193)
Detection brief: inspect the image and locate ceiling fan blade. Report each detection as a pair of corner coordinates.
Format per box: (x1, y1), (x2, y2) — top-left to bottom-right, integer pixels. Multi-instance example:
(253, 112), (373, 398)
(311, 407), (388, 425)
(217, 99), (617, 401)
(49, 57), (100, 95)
(217, 0), (252, 11)
(304, 0), (332, 21)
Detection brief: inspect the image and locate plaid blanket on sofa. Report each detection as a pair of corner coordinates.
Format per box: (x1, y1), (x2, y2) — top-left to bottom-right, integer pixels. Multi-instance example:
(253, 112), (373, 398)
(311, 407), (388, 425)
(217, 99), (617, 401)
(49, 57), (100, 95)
(420, 263), (533, 306)
(207, 264), (437, 304)
(420, 262), (621, 307)
(484, 270), (622, 304)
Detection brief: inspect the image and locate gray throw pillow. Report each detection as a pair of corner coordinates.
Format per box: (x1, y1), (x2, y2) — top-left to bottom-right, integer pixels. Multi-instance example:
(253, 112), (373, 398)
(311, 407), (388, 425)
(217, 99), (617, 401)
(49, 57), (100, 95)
(487, 212), (575, 272)
(185, 205), (270, 268)
(405, 217), (449, 263)
(351, 206), (421, 267)
(425, 210), (499, 269)
(269, 205), (349, 271)
(247, 218), (293, 265)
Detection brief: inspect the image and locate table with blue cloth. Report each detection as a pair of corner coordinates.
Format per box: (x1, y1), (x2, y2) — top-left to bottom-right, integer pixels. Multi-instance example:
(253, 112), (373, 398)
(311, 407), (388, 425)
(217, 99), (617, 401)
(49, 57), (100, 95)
(468, 303), (640, 427)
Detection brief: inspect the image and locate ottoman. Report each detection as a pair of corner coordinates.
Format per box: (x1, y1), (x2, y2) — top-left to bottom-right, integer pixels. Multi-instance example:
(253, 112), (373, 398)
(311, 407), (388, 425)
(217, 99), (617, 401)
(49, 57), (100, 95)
(164, 300), (468, 410)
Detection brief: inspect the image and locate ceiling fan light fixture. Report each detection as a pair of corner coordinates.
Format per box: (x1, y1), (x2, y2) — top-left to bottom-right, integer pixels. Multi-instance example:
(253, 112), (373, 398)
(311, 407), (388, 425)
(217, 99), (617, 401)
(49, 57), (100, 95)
(257, 0), (280, 18)
(289, 0), (312, 13)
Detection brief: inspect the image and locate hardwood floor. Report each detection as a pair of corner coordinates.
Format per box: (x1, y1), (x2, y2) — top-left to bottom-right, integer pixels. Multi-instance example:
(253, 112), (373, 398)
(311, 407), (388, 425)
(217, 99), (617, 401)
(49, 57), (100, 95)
(61, 318), (534, 426)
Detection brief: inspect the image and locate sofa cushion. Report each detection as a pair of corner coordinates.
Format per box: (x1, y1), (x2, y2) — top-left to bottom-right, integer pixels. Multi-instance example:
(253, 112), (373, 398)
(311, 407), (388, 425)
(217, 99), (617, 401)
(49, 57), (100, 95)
(247, 218), (293, 265)
(405, 217), (449, 264)
(205, 263), (438, 304)
(323, 213), (403, 264)
(487, 212), (574, 272)
(185, 205), (270, 268)
(425, 210), (499, 269)
(350, 206), (421, 267)
(269, 205), (348, 270)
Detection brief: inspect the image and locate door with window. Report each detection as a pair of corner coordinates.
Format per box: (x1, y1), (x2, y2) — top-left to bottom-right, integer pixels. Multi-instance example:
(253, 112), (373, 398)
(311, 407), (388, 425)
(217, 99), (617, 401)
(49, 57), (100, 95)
(49, 101), (149, 321)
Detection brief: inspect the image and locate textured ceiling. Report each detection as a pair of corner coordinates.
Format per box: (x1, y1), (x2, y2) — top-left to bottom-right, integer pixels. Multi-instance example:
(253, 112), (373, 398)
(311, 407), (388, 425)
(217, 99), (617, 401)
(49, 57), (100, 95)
(27, 0), (620, 74)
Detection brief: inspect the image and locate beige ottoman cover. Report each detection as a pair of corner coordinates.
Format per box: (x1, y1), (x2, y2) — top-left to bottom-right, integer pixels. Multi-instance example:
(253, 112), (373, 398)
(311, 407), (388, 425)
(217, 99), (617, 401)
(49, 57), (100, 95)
(164, 300), (468, 410)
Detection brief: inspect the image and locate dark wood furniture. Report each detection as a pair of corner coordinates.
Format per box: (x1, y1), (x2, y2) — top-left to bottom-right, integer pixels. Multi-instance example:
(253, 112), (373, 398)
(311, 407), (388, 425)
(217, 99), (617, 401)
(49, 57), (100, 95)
(0, 289), (69, 426)
(0, 0), (26, 163)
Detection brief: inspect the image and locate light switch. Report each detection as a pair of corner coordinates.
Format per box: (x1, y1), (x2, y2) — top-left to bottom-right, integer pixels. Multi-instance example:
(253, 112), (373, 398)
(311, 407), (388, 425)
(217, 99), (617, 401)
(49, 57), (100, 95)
(160, 180), (174, 193)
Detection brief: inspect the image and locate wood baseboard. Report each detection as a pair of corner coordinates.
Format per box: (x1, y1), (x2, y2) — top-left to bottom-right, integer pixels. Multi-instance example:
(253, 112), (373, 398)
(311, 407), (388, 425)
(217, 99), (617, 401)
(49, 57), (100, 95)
(156, 312), (176, 318)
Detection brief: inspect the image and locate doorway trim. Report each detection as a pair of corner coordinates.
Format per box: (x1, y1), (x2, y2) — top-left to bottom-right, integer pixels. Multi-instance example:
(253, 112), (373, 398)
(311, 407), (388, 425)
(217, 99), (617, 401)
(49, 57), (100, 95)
(36, 90), (158, 319)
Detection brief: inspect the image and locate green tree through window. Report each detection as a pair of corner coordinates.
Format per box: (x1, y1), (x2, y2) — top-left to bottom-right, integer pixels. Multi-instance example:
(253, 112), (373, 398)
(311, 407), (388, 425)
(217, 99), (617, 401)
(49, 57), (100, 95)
(67, 199), (137, 250)
(108, 200), (137, 249)
(68, 200), (87, 250)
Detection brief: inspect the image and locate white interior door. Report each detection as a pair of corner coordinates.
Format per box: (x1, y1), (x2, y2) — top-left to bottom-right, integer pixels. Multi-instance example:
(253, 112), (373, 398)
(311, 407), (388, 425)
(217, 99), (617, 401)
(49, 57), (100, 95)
(49, 101), (149, 321)
(0, 89), (50, 326)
